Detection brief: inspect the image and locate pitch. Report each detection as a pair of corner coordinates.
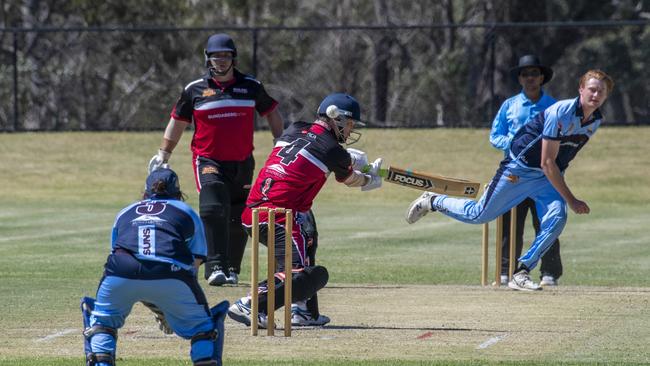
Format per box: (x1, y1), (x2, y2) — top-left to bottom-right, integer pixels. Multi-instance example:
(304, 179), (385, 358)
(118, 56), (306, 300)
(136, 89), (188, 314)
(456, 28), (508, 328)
(1, 129), (648, 365)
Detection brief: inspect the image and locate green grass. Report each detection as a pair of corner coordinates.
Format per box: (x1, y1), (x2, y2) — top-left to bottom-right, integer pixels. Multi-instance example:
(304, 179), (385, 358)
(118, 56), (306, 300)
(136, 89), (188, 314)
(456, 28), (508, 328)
(1, 128), (649, 365)
(0, 359), (643, 366)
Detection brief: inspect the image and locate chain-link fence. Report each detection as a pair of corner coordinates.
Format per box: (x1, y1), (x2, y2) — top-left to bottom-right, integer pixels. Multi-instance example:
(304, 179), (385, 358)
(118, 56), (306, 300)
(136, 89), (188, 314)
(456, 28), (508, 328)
(1, 22), (648, 131)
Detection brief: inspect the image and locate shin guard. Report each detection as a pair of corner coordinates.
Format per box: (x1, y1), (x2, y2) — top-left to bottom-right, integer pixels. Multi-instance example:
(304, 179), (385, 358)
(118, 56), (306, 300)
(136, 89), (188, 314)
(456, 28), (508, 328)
(190, 300), (229, 366)
(81, 297), (116, 366)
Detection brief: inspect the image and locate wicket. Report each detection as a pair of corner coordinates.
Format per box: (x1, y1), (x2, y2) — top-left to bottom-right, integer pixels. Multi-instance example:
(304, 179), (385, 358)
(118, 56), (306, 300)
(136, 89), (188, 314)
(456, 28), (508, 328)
(250, 207), (293, 337)
(481, 207), (517, 286)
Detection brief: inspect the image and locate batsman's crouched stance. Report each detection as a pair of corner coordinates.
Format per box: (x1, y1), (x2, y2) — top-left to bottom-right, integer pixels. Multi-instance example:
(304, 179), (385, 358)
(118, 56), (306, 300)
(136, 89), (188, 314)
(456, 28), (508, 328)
(228, 93), (383, 328)
(233, 209), (329, 328)
(81, 167), (228, 366)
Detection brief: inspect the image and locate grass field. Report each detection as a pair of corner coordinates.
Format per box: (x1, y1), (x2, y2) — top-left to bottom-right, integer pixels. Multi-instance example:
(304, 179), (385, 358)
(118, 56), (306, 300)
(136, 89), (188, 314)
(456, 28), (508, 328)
(1, 128), (649, 365)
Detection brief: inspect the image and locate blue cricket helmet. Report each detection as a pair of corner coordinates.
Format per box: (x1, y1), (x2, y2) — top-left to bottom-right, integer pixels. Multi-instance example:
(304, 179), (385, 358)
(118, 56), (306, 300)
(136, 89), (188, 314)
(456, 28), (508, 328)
(316, 93), (365, 144)
(145, 167), (181, 199)
(317, 93), (361, 121)
(205, 33), (237, 57)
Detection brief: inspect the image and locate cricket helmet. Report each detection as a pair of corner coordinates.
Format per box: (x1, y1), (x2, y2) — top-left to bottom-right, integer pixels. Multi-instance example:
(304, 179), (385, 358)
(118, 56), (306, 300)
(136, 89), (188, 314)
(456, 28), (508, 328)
(204, 33), (237, 77)
(317, 93), (361, 122)
(317, 93), (365, 145)
(144, 167), (182, 199)
(205, 33), (237, 57)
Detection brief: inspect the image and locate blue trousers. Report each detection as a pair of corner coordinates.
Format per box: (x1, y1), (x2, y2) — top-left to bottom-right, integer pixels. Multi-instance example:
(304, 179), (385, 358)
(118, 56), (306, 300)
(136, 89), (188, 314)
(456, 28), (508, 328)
(90, 251), (216, 362)
(431, 160), (567, 271)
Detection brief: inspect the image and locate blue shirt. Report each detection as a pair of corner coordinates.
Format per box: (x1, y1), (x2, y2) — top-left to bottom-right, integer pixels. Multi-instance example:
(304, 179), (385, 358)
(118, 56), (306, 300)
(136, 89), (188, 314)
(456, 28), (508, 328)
(490, 90), (556, 152)
(509, 97), (603, 172)
(110, 199), (207, 272)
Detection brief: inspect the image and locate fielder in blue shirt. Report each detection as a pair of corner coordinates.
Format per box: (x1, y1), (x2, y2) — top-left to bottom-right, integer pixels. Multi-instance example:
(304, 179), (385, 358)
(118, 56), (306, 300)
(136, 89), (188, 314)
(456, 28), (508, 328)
(406, 69), (614, 291)
(489, 54), (562, 287)
(80, 167), (228, 366)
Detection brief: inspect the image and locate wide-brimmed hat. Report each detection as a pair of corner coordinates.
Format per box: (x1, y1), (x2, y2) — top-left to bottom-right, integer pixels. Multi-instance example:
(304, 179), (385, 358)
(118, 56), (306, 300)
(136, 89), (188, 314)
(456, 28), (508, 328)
(510, 54), (553, 85)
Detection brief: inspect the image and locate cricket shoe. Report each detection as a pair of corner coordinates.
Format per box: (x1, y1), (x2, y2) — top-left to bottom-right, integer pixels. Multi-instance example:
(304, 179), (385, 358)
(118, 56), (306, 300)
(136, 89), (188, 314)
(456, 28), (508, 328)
(491, 274), (509, 286)
(207, 268), (228, 286)
(291, 304), (331, 326)
(227, 297), (274, 329)
(508, 270), (542, 292)
(405, 192), (436, 224)
(225, 271), (239, 285)
(539, 275), (558, 287)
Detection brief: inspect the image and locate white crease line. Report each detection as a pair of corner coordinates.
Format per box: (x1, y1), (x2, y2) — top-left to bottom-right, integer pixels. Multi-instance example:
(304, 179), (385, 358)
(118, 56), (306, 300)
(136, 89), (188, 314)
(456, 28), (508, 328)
(36, 328), (77, 342)
(476, 334), (507, 349)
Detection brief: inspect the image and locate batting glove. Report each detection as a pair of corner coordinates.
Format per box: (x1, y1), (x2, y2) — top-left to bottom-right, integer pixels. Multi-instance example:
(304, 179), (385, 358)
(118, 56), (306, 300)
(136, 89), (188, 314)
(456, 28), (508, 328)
(361, 157), (383, 191)
(347, 148), (368, 171)
(148, 149), (171, 173)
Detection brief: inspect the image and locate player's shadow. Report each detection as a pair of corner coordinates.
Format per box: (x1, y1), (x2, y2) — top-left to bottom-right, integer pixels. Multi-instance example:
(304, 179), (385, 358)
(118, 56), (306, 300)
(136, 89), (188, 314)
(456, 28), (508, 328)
(303, 325), (507, 332)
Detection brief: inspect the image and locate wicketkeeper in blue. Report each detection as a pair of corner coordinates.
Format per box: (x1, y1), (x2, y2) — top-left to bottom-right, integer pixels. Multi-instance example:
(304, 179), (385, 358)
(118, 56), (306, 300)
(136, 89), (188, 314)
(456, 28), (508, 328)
(81, 167), (228, 365)
(406, 69), (614, 291)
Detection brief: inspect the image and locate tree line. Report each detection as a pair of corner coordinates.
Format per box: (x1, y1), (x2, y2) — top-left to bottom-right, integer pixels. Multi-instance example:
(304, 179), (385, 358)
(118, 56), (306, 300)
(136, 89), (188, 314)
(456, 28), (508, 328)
(0, 0), (648, 131)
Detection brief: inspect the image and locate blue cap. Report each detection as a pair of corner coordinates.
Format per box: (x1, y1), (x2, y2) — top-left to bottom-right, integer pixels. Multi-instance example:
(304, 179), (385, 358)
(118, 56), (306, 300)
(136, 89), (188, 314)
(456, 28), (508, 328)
(317, 93), (361, 121)
(205, 33), (237, 57)
(145, 168), (181, 199)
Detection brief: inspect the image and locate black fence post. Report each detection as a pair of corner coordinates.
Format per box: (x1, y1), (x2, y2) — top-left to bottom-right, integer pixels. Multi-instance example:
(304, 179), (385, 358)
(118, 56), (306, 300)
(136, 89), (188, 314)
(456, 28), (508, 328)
(488, 26), (496, 126)
(12, 30), (19, 131)
(252, 28), (258, 77)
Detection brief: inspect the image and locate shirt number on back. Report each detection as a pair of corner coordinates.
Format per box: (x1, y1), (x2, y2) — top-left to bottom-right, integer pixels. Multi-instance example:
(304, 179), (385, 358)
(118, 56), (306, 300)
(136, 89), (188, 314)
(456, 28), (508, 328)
(277, 138), (310, 165)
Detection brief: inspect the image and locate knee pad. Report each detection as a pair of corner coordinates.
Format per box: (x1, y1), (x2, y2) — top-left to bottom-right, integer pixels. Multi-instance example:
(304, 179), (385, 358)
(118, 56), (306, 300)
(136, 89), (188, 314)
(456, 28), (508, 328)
(81, 297), (117, 366)
(291, 266), (328, 301)
(190, 300), (229, 366)
(199, 182), (230, 219)
(304, 265), (328, 288)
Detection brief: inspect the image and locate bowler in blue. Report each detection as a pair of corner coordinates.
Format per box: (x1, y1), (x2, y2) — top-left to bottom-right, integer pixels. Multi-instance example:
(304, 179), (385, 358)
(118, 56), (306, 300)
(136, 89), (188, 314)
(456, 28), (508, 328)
(489, 54), (562, 287)
(80, 167), (228, 366)
(406, 69), (614, 292)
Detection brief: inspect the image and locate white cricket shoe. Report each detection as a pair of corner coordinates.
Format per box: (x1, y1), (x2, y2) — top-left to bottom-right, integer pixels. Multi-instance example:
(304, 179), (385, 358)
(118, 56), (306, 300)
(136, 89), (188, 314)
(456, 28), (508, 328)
(291, 304), (331, 326)
(227, 297), (274, 329)
(540, 275), (558, 287)
(405, 192), (436, 224)
(207, 269), (228, 286)
(508, 270), (542, 292)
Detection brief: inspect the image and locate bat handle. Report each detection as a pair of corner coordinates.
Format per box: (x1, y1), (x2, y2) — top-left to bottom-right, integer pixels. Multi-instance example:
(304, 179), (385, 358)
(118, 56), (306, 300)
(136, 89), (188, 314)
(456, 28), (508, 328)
(361, 164), (387, 178)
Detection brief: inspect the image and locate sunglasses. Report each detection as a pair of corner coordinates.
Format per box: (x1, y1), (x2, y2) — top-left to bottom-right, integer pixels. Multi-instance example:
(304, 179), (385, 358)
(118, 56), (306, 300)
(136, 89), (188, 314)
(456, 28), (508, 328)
(520, 69), (542, 77)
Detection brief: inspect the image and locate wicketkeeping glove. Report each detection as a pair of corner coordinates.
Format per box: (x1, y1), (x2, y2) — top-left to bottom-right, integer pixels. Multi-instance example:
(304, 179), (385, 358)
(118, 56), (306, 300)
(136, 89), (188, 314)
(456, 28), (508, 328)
(361, 157), (383, 191)
(347, 148), (368, 171)
(148, 149), (171, 173)
(141, 301), (173, 335)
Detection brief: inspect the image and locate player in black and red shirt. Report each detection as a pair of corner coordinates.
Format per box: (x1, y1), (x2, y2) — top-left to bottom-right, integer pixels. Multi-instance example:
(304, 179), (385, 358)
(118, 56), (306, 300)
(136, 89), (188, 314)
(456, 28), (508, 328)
(148, 33), (284, 286)
(227, 93), (383, 328)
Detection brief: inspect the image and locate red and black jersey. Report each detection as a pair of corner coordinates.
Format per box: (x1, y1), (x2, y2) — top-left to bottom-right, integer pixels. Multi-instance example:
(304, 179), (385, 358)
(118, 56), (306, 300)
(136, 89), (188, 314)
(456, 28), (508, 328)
(171, 69), (278, 162)
(243, 121), (352, 223)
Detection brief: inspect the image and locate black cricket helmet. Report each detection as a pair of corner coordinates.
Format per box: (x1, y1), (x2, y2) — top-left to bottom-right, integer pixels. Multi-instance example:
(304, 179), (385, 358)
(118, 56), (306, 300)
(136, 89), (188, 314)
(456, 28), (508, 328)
(204, 33), (237, 77)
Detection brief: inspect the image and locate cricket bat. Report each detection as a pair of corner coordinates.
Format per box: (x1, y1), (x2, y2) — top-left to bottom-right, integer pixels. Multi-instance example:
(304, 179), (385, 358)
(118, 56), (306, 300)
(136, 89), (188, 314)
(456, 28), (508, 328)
(363, 164), (481, 198)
